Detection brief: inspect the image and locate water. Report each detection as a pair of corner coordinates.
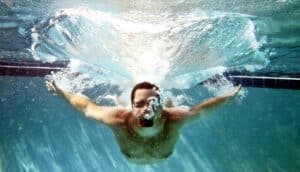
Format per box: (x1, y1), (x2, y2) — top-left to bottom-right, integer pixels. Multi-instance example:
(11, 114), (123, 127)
(1, 0), (300, 171)
(1, 76), (299, 171)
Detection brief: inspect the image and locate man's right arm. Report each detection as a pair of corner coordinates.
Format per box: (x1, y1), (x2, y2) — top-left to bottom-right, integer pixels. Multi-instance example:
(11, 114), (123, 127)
(46, 81), (126, 125)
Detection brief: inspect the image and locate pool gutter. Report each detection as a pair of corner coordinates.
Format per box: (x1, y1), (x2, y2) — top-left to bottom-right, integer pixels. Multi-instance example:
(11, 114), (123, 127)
(1, 60), (299, 90)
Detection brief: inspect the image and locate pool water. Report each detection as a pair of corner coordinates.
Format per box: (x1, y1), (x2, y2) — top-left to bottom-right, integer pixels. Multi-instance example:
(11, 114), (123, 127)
(1, 76), (299, 171)
(1, 0), (300, 171)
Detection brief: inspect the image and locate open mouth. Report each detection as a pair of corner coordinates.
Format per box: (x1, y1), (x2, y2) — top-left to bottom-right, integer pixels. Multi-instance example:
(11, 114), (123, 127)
(139, 118), (154, 127)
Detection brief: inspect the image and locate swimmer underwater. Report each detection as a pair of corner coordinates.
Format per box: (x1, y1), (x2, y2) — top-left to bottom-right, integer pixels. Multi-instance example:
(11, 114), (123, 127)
(47, 81), (241, 164)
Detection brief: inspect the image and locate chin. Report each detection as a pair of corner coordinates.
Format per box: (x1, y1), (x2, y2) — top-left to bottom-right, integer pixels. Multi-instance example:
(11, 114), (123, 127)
(136, 118), (164, 138)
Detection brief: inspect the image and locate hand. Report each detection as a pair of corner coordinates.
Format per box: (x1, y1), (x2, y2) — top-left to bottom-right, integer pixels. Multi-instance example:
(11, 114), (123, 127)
(46, 80), (60, 94)
(223, 84), (242, 97)
(229, 84), (242, 97)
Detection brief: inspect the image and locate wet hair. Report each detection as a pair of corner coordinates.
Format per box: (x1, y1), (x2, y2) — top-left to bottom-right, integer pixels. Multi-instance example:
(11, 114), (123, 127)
(131, 81), (159, 105)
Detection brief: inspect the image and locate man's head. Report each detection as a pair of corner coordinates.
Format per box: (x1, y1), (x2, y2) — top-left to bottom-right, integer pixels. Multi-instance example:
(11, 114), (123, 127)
(131, 82), (162, 127)
(131, 82), (159, 105)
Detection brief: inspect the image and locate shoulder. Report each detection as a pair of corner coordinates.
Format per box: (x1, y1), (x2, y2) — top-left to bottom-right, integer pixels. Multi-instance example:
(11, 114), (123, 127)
(163, 107), (192, 122)
(106, 108), (131, 126)
(117, 108), (132, 119)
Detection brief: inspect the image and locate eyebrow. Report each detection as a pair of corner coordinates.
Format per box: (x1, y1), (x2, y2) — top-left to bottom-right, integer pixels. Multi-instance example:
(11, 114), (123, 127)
(134, 95), (160, 103)
(134, 100), (145, 104)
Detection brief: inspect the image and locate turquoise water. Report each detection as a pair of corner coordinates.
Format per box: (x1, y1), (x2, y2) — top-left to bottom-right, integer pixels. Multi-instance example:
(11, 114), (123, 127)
(1, 0), (300, 171)
(1, 76), (300, 171)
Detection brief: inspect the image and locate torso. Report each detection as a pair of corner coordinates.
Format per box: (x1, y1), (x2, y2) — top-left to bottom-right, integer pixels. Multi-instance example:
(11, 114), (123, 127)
(111, 111), (183, 164)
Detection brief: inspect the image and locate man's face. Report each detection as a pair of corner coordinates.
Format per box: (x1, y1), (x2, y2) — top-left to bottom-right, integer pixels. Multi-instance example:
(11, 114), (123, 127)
(132, 88), (161, 127)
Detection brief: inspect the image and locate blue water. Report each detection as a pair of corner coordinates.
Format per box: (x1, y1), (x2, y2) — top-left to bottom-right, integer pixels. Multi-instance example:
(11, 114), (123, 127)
(1, 76), (300, 171)
(1, 0), (300, 171)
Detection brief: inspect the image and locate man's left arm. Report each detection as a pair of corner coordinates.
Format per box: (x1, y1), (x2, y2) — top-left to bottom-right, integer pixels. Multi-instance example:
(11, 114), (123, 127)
(165, 84), (241, 121)
(189, 84), (241, 115)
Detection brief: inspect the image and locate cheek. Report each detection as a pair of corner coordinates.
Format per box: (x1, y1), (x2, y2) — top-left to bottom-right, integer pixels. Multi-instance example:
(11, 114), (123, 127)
(132, 108), (142, 116)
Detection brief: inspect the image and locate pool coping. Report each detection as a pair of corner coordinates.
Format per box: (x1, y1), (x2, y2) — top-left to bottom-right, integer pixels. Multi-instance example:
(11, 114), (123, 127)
(1, 60), (299, 90)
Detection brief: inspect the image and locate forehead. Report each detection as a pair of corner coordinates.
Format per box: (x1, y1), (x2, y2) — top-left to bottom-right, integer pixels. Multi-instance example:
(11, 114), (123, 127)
(134, 89), (158, 101)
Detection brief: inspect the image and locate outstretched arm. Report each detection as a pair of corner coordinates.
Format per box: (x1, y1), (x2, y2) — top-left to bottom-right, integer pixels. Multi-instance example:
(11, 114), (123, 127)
(164, 84), (241, 122)
(189, 84), (241, 115)
(46, 81), (125, 125)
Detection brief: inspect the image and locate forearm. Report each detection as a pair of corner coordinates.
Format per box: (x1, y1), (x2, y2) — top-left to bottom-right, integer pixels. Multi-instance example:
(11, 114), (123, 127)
(47, 81), (115, 122)
(56, 88), (93, 114)
(180, 85), (241, 121)
(190, 95), (231, 114)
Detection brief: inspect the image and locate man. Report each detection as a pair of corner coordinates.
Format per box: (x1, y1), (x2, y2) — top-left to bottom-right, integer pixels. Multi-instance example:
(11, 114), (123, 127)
(47, 81), (241, 164)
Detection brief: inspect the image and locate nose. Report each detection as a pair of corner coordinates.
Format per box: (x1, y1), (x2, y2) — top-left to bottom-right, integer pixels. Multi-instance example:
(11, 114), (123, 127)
(141, 104), (150, 114)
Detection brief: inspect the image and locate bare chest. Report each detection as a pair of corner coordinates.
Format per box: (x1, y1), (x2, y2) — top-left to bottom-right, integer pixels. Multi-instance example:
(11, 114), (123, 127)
(112, 123), (181, 163)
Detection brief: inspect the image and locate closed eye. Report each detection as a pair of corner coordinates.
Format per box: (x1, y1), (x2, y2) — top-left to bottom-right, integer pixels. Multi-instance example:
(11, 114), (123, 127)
(133, 101), (146, 108)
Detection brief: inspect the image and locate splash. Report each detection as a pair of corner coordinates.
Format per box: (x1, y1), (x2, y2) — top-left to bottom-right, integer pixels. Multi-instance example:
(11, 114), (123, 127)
(33, 7), (269, 95)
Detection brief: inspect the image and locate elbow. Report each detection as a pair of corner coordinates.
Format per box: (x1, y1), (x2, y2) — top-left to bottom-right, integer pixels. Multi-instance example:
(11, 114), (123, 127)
(189, 105), (203, 115)
(188, 109), (198, 116)
(84, 110), (102, 121)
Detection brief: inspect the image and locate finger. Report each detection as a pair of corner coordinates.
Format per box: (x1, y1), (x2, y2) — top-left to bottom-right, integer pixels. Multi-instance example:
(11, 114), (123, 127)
(237, 84), (242, 91)
(234, 85), (242, 95)
(47, 85), (54, 91)
(51, 80), (55, 86)
(46, 81), (56, 92)
(46, 80), (53, 85)
(46, 81), (53, 87)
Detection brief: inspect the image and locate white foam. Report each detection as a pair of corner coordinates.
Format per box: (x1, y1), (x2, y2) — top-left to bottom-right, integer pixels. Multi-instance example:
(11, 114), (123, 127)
(203, 75), (246, 99)
(37, 7), (270, 93)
